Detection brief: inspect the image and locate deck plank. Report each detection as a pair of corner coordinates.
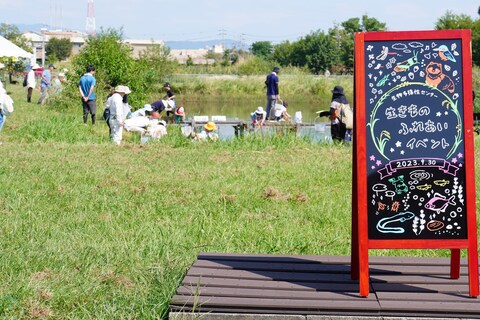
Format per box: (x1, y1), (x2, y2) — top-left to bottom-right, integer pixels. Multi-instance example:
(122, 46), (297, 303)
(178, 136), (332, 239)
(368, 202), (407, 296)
(170, 253), (480, 318)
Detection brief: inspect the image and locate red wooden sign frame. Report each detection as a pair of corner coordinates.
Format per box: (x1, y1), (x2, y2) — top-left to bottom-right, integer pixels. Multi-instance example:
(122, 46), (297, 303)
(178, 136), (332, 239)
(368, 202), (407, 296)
(351, 30), (478, 297)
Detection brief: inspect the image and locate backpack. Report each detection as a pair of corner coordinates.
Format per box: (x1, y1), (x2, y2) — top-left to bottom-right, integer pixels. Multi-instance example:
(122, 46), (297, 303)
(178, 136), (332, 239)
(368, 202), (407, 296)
(23, 75), (27, 87)
(339, 103), (353, 129)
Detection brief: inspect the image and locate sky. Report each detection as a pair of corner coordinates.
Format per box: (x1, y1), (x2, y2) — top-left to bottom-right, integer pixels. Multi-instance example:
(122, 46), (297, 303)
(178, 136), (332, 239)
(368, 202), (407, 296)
(1, 0), (478, 45)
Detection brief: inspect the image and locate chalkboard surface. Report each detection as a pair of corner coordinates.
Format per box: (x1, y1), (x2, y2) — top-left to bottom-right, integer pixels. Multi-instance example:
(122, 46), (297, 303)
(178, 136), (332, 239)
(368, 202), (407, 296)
(364, 39), (467, 239)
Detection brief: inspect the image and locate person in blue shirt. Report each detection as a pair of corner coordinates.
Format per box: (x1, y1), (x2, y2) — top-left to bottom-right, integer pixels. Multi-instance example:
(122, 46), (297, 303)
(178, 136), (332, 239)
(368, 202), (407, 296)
(78, 65), (97, 125)
(265, 66), (280, 120)
(38, 64), (55, 105)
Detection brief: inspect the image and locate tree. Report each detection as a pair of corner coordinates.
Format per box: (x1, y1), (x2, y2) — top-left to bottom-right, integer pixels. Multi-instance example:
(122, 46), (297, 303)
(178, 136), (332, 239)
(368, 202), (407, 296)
(0, 23), (32, 83)
(329, 15), (387, 70)
(435, 11), (475, 30)
(295, 31), (339, 74)
(250, 41), (273, 59)
(271, 41), (295, 66)
(70, 28), (136, 101)
(46, 38), (73, 62)
(435, 11), (480, 67)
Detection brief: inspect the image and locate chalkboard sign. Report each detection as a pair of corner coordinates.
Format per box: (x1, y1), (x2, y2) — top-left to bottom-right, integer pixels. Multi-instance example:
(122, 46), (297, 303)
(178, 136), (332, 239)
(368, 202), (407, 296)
(364, 38), (467, 239)
(351, 30), (478, 297)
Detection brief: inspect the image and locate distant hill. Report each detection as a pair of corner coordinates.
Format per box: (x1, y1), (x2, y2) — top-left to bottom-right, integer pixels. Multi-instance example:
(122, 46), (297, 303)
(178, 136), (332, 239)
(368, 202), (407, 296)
(164, 39), (238, 50)
(16, 24), (48, 33)
(14, 24), (243, 50)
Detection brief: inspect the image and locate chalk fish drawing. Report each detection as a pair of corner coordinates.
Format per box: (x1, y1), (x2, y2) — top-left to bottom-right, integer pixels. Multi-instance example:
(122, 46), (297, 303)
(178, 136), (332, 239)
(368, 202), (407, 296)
(416, 184), (432, 191)
(377, 211), (416, 234)
(424, 193), (456, 214)
(433, 179), (450, 187)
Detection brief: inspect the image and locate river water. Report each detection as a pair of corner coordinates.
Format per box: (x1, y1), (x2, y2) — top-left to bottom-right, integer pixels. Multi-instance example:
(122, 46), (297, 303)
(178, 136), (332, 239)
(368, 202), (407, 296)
(175, 97), (334, 142)
(177, 97), (331, 123)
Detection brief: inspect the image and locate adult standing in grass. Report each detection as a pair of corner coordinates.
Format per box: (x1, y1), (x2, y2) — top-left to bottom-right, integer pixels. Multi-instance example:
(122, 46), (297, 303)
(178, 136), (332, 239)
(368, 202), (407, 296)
(108, 85), (131, 145)
(265, 66), (280, 120)
(79, 65), (97, 125)
(26, 64), (39, 103)
(329, 85), (348, 142)
(38, 64), (55, 105)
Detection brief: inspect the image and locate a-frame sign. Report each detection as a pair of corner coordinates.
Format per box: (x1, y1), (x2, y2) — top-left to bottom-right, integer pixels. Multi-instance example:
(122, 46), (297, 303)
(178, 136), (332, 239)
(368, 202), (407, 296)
(351, 29), (478, 297)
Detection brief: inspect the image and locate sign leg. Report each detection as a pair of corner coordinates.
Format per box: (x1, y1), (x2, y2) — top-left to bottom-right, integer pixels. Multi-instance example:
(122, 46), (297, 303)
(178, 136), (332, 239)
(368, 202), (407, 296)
(450, 249), (460, 279)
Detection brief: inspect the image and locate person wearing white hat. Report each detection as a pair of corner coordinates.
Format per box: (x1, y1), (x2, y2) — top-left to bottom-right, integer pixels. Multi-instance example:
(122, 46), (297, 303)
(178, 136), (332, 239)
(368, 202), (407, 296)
(108, 85), (132, 145)
(250, 106), (266, 127)
(26, 64), (39, 103)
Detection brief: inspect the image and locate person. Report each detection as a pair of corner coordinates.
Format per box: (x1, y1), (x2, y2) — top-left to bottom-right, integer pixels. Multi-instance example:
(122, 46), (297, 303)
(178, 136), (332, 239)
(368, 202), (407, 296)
(329, 85), (350, 142)
(108, 85), (131, 145)
(124, 111), (159, 135)
(273, 100), (291, 121)
(174, 105), (185, 122)
(150, 99), (167, 114)
(265, 66), (280, 120)
(78, 65), (97, 125)
(251, 106), (266, 127)
(26, 64), (39, 103)
(38, 64), (55, 105)
(0, 80), (14, 145)
(52, 72), (65, 94)
(163, 82), (176, 118)
(130, 104), (153, 118)
(194, 121), (219, 141)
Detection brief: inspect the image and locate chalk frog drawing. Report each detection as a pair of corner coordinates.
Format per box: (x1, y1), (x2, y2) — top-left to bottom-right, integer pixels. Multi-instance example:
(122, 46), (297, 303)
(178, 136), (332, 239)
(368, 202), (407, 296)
(388, 175), (408, 194)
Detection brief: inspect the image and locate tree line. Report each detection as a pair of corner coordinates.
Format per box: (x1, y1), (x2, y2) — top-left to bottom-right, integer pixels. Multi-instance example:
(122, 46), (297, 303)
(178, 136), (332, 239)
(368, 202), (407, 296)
(249, 12), (480, 74)
(1, 10), (479, 78)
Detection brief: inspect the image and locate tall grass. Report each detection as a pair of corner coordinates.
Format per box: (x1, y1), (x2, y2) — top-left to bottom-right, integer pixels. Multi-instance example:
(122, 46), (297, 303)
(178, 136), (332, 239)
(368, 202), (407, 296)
(0, 83), (479, 319)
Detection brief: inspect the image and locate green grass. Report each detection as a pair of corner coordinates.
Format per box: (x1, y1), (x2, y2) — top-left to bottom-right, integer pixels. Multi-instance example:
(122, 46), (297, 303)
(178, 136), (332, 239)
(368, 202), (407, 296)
(0, 83), (479, 319)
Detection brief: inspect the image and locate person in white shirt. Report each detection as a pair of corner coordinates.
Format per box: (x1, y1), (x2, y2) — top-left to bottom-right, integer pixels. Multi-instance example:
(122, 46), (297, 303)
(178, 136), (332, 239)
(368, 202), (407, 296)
(26, 64), (39, 103)
(273, 100), (291, 121)
(108, 85), (131, 145)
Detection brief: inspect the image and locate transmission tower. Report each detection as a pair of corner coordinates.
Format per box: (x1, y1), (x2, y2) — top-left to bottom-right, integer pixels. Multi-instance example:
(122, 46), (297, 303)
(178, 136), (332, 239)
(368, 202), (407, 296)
(86, 0), (96, 36)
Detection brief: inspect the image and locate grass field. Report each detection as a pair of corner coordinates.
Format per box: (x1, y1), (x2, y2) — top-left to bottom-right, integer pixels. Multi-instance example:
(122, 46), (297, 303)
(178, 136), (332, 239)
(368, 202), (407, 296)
(0, 83), (479, 319)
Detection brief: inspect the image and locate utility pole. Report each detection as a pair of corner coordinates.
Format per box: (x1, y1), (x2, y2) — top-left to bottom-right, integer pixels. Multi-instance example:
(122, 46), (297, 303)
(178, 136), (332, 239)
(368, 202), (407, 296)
(219, 28), (226, 50)
(40, 27), (47, 67)
(86, 0), (96, 36)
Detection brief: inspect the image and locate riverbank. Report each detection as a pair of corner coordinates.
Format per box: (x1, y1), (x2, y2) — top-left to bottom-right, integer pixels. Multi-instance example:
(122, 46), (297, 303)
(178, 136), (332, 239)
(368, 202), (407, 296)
(0, 82), (479, 319)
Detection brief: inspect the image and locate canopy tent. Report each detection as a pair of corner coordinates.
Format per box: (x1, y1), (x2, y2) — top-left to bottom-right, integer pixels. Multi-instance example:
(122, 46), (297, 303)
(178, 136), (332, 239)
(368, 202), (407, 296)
(0, 35), (32, 58)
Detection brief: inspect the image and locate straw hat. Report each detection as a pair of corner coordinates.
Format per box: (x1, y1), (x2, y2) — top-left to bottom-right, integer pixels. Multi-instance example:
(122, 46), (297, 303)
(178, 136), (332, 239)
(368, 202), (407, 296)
(204, 121), (217, 131)
(114, 85), (131, 94)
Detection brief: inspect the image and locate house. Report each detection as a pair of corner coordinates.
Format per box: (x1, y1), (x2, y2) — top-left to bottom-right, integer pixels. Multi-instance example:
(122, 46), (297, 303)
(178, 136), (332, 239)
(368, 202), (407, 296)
(23, 29), (222, 65)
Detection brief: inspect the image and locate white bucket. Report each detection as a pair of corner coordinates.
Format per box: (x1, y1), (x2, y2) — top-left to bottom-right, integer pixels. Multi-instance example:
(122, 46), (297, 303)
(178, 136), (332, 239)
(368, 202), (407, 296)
(294, 111), (302, 124)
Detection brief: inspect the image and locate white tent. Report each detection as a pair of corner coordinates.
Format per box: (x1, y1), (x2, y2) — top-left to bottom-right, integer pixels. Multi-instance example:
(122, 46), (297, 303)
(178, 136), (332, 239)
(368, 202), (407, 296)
(0, 35), (32, 58)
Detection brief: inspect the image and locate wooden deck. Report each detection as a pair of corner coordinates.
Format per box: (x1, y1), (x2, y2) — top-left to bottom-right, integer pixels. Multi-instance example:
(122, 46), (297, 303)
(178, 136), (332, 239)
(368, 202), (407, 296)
(170, 252), (480, 319)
